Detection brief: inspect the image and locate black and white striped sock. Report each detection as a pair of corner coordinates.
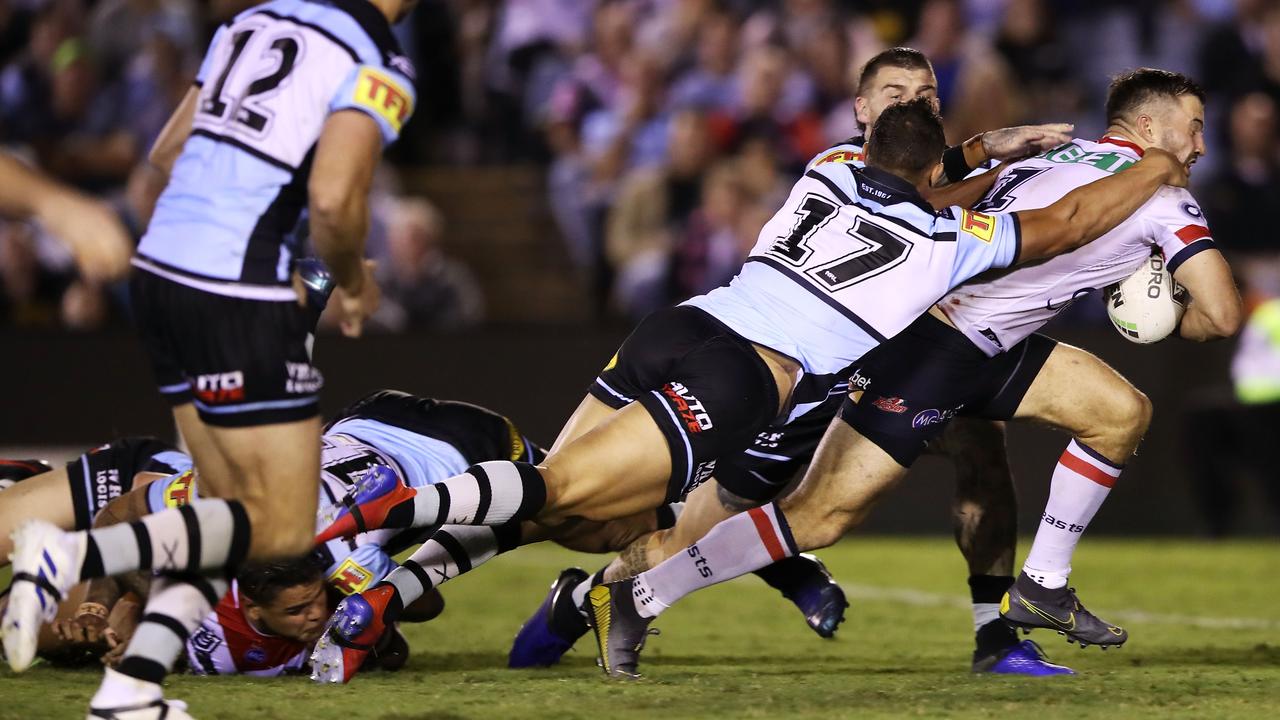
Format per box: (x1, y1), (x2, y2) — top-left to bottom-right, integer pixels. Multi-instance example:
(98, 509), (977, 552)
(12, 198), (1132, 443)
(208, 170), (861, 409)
(382, 522), (522, 612)
(391, 461), (547, 529)
(115, 571), (228, 685)
(79, 499), (252, 580)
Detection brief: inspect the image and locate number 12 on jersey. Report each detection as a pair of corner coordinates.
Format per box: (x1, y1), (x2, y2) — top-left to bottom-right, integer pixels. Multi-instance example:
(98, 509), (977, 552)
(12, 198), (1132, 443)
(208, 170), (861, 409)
(767, 194), (914, 291)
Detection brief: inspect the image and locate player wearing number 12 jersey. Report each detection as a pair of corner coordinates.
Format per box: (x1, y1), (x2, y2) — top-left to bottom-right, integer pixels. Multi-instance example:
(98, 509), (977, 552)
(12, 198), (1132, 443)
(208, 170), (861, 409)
(307, 99), (1187, 681)
(2, 1), (419, 718)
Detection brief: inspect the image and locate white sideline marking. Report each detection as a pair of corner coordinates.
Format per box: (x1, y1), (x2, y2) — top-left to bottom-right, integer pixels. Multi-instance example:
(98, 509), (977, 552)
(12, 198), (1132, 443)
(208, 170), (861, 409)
(840, 583), (1280, 631)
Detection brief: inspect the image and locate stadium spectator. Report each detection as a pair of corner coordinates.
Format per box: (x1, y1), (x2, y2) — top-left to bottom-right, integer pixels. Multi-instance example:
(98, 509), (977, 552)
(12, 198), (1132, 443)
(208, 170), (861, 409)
(908, 0), (1023, 143)
(606, 109), (717, 319)
(1202, 92), (1280, 298)
(365, 197), (485, 333)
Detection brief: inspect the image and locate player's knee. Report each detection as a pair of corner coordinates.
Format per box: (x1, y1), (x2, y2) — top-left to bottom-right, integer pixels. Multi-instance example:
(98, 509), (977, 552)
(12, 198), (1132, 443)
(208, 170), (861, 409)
(1110, 386), (1153, 442)
(789, 507), (850, 551)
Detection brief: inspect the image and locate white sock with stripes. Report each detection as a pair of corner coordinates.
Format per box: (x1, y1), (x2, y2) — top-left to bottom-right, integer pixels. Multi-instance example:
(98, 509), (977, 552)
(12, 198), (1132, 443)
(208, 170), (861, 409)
(1022, 439), (1124, 589)
(630, 503), (796, 619)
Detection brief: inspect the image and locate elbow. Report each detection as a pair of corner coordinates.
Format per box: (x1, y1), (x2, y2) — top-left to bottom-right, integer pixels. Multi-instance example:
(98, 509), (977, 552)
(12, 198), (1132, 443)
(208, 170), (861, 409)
(307, 184), (354, 237)
(1201, 298), (1244, 339)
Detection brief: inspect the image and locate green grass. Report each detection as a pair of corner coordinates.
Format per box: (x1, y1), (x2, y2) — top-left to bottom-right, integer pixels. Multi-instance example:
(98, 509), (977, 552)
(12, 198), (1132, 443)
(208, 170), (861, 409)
(3, 538), (1279, 720)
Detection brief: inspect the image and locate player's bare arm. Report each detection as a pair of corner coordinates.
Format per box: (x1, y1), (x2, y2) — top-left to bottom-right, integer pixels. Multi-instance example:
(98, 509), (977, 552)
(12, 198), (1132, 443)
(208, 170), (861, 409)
(1170, 249), (1242, 340)
(1015, 148), (1187, 262)
(309, 110), (384, 337)
(50, 484), (161, 648)
(0, 153), (133, 281)
(923, 168), (1000, 210)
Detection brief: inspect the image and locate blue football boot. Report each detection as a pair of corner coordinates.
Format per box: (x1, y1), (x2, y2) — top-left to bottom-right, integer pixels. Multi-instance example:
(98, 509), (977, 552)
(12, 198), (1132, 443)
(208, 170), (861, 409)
(976, 640), (1076, 676)
(509, 567), (590, 668)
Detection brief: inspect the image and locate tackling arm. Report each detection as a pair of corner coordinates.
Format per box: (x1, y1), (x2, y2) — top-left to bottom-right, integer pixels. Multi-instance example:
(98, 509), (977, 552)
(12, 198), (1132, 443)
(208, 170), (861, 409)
(1172, 249), (1243, 341)
(1014, 148), (1187, 263)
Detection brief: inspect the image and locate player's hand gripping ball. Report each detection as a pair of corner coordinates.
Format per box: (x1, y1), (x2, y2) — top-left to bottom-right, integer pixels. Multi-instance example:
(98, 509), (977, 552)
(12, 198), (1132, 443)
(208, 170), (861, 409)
(1105, 254), (1186, 344)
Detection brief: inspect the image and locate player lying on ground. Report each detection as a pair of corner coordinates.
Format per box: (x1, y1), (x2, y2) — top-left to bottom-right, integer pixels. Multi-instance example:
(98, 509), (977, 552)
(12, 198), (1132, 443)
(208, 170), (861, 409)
(509, 47), (1080, 678)
(307, 98), (1187, 684)
(0, 391), (840, 675)
(585, 67), (1242, 678)
(3, 1), (419, 717)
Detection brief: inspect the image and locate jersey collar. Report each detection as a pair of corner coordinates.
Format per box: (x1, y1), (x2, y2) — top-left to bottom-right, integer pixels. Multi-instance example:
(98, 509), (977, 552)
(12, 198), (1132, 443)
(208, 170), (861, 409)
(851, 165), (934, 214)
(1097, 135), (1145, 157)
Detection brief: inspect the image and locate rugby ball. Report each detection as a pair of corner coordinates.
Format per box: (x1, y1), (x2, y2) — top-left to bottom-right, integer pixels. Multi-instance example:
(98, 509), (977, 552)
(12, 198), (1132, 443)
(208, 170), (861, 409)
(1105, 254), (1186, 344)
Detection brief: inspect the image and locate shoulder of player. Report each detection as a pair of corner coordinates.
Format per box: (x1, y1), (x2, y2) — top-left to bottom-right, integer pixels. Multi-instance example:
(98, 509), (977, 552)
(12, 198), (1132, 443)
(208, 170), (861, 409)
(1143, 186), (1211, 230)
(805, 137), (866, 171)
(246, 0), (414, 78)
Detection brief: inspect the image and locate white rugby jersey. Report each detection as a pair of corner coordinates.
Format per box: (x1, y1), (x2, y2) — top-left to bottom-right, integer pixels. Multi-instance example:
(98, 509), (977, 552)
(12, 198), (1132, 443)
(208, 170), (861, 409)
(684, 158), (1020, 419)
(135, 0), (416, 297)
(939, 137), (1216, 355)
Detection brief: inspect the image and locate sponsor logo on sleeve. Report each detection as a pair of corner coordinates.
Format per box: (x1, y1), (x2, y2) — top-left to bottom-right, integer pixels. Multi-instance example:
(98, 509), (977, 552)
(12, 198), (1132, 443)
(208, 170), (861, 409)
(960, 210), (996, 243)
(329, 557), (375, 595)
(1181, 202), (1203, 219)
(163, 470), (197, 508)
(353, 67), (413, 133)
(815, 148), (864, 166)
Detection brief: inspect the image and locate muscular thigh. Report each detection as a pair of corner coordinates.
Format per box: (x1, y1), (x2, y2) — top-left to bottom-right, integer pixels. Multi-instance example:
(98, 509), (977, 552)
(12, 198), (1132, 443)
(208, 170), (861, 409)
(1011, 343), (1143, 436)
(198, 417), (321, 527)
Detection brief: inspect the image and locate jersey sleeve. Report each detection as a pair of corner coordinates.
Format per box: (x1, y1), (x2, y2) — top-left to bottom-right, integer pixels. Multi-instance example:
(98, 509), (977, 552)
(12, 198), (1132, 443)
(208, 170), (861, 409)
(1145, 189), (1216, 274)
(939, 206), (1022, 284)
(324, 542), (396, 595)
(329, 63), (416, 146)
(186, 616), (237, 676)
(193, 24), (228, 87)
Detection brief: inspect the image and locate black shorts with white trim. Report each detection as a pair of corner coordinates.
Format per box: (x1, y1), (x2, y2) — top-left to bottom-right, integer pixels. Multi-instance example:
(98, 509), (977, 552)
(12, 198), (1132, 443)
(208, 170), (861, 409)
(587, 305), (781, 503)
(130, 268), (323, 427)
(838, 313), (1056, 467)
(66, 437), (187, 530)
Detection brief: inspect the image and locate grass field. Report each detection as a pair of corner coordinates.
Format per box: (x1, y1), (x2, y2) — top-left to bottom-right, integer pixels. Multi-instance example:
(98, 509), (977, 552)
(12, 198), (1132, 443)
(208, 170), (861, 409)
(2, 537), (1278, 720)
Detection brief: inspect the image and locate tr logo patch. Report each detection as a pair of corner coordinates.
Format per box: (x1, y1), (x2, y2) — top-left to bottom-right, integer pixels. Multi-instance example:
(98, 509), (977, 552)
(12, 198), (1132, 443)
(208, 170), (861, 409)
(354, 67), (412, 133)
(960, 210), (996, 243)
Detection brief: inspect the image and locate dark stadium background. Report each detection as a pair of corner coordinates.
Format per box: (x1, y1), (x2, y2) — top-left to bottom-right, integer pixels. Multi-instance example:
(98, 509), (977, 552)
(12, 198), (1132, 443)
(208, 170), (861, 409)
(2, 0), (1278, 537)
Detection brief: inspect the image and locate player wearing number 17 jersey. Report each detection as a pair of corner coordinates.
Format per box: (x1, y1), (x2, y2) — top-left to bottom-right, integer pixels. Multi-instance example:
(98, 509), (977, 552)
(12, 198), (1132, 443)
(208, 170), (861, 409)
(2, 1), (418, 718)
(308, 100), (1187, 678)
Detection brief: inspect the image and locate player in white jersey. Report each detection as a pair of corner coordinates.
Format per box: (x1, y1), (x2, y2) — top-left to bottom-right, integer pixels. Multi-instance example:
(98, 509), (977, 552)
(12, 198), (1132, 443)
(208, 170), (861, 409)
(585, 69), (1241, 676)
(303, 97), (1187, 681)
(1, 3), (421, 716)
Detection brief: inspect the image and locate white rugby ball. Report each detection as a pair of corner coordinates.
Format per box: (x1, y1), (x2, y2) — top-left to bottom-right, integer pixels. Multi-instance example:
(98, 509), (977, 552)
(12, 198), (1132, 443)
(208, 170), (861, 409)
(1105, 254), (1186, 344)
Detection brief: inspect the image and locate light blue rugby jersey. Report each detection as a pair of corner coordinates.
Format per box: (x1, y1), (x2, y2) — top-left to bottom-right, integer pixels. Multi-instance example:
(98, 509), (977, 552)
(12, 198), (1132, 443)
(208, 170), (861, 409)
(135, 0), (416, 297)
(146, 418), (465, 590)
(684, 156), (1021, 420)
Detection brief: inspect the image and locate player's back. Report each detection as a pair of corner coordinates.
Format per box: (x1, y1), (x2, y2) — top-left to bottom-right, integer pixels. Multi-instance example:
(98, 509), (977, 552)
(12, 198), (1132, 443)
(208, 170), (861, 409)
(136, 0), (415, 292)
(685, 159), (1020, 389)
(940, 138), (1214, 354)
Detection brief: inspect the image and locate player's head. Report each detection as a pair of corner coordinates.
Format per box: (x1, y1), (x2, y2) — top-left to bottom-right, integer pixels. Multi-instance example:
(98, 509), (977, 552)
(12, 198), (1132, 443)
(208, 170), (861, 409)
(854, 48), (938, 135)
(864, 97), (947, 188)
(238, 554), (329, 643)
(1105, 68), (1206, 173)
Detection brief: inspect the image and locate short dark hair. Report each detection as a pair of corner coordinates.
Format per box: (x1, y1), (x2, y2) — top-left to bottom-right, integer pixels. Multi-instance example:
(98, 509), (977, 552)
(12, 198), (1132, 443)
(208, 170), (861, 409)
(1105, 68), (1206, 124)
(865, 97), (946, 178)
(856, 47), (934, 96)
(237, 553), (326, 605)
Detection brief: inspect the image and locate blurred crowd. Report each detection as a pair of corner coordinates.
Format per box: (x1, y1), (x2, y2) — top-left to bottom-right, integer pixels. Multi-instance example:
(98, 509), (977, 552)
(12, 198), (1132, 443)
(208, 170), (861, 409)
(3, 0), (1280, 329)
